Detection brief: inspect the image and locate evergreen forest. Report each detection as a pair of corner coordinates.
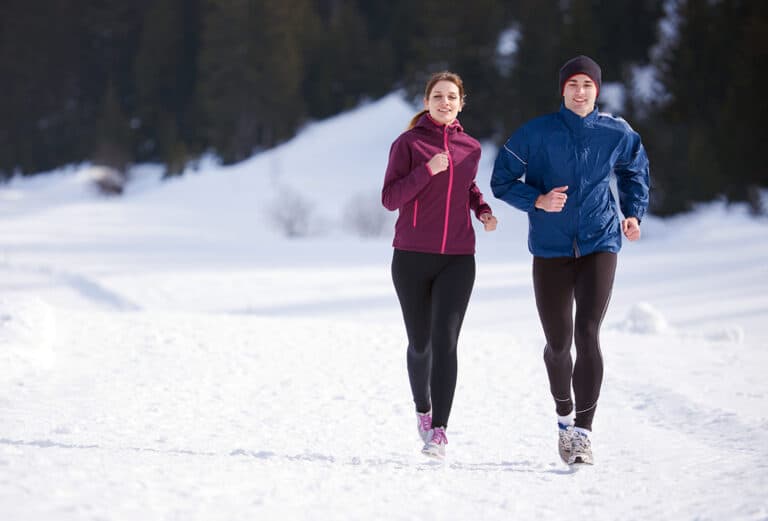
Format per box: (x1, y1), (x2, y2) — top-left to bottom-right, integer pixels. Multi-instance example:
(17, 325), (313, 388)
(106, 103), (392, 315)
(0, 0), (765, 215)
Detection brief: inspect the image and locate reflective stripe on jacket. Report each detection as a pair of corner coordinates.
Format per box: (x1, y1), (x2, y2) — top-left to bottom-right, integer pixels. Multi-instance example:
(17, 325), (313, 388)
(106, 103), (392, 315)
(491, 104), (650, 258)
(382, 113), (492, 255)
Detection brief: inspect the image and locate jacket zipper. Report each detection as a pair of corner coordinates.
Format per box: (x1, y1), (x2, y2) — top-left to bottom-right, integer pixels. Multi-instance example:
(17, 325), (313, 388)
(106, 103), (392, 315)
(572, 136), (585, 257)
(413, 199), (419, 227)
(440, 126), (454, 254)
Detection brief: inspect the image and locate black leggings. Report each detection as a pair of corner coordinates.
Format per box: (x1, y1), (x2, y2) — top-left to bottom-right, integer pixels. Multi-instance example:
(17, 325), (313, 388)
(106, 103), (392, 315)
(533, 252), (617, 431)
(391, 249), (476, 429)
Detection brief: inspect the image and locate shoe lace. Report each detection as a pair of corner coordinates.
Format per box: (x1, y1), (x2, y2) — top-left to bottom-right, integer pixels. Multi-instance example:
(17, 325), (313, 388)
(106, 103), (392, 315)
(418, 413), (432, 432)
(431, 427), (448, 445)
(571, 431), (590, 453)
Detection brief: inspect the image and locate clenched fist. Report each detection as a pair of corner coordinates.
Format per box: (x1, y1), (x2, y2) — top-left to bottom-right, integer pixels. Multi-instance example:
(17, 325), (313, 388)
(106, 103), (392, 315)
(480, 213), (498, 232)
(535, 186), (569, 212)
(427, 152), (450, 175)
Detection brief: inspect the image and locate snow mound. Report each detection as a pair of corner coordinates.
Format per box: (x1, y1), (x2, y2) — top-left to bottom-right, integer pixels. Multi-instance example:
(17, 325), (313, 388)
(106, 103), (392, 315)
(704, 326), (745, 344)
(615, 302), (670, 334)
(0, 296), (57, 383)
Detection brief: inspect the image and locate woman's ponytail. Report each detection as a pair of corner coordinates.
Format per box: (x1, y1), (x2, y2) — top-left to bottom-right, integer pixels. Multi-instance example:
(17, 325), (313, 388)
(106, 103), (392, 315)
(407, 109), (429, 130)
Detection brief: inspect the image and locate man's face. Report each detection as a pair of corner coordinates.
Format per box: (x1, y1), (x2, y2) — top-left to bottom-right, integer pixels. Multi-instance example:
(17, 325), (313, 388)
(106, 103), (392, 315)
(563, 74), (597, 117)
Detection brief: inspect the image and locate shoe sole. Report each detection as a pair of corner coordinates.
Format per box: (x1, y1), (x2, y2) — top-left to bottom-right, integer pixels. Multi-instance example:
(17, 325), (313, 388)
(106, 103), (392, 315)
(421, 446), (445, 459)
(568, 456), (593, 465)
(422, 451), (445, 459)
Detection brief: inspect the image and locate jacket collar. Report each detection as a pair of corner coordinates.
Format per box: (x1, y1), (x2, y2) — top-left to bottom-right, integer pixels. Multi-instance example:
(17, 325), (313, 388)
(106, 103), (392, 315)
(559, 103), (599, 132)
(416, 112), (464, 134)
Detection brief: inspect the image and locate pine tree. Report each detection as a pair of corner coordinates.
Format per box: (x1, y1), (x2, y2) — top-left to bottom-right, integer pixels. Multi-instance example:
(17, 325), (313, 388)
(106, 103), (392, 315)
(79, 1), (152, 167)
(559, 0), (664, 78)
(718, 0), (768, 210)
(0, 0), (84, 175)
(385, 0), (511, 138)
(134, 0), (200, 175)
(93, 82), (133, 176)
(507, 0), (566, 127)
(301, 1), (393, 119)
(650, 0), (766, 213)
(198, 0), (311, 163)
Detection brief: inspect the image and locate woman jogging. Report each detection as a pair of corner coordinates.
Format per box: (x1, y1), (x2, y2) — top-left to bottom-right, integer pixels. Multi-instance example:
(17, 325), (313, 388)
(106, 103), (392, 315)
(382, 71), (497, 458)
(491, 56), (650, 465)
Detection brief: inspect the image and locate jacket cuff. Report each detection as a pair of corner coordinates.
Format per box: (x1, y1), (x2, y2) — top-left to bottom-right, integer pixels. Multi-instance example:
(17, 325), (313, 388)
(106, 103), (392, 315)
(475, 205), (492, 219)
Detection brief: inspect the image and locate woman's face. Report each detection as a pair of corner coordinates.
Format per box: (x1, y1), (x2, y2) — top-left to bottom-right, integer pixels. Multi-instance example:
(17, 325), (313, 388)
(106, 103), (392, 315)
(563, 74), (597, 117)
(424, 80), (463, 125)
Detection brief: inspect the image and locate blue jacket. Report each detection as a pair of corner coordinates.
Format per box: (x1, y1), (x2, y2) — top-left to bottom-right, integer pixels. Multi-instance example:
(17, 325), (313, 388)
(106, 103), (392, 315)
(491, 105), (650, 258)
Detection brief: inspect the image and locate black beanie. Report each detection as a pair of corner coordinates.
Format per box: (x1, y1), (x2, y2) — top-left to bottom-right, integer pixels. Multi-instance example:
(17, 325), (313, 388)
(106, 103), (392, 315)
(559, 55), (601, 97)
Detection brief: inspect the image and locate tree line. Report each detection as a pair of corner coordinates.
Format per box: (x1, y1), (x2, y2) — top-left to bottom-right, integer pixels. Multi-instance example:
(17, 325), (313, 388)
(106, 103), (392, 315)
(0, 0), (764, 215)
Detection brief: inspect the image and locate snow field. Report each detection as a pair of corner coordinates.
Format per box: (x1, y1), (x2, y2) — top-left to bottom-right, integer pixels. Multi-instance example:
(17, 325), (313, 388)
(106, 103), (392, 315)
(1, 93), (767, 520)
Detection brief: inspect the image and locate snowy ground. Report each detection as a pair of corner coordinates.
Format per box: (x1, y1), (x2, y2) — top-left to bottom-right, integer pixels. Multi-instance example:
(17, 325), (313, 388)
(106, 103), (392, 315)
(1, 95), (767, 520)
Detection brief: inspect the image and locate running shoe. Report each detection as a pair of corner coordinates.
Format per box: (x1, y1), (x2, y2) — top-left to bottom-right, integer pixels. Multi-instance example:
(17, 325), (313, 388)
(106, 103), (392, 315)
(416, 411), (432, 443)
(568, 429), (593, 465)
(422, 427), (447, 458)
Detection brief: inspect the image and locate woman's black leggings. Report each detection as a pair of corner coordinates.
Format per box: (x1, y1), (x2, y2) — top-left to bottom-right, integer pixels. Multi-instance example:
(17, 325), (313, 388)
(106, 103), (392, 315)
(533, 252), (617, 431)
(391, 249), (476, 429)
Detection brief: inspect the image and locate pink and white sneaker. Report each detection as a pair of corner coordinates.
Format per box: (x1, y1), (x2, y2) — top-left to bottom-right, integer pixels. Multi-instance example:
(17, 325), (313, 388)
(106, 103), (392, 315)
(422, 427), (447, 458)
(416, 411), (432, 443)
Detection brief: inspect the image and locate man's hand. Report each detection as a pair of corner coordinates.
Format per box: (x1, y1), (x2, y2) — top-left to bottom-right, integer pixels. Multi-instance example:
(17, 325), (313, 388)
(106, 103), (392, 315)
(535, 186), (568, 212)
(622, 217), (641, 241)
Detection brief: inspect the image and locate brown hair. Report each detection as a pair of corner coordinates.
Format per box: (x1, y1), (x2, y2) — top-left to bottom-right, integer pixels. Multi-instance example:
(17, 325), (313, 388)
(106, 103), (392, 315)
(407, 71), (466, 130)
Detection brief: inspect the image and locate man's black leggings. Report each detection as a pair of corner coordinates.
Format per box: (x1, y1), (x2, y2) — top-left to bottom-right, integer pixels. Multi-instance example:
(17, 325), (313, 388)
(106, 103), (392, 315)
(391, 249), (476, 429)
(533, 251), (617, 431)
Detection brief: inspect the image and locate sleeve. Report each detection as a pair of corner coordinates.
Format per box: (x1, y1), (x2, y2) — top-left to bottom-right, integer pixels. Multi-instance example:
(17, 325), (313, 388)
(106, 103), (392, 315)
(381, 136), (433, 211)
(469, 180), (492, 219)
(615, 128), (650, 222)
(468, 152), (492, 218)
(490, 126), (542, 212)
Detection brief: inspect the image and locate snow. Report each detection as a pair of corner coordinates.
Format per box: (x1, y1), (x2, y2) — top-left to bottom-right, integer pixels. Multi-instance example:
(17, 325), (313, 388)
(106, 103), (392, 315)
(598, 82), (626, 114)
(1, 93), (767, 521)
(632, 0), (682, 113)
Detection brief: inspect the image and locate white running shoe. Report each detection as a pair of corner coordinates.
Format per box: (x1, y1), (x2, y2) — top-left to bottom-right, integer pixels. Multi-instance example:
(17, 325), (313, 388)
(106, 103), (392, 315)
(558, 422), (574, 464)
(568, 429), (593, 465)
(422, 427), (447, 458)
(416, 411), (433, 443)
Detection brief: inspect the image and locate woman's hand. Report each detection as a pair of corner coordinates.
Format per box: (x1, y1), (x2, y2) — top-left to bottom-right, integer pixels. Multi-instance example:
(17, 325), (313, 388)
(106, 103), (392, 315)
(427, 152), (450, 175)
(480, 213), (497, 231)
(622, 217), (641, 241)
(534, 186), (568, 212)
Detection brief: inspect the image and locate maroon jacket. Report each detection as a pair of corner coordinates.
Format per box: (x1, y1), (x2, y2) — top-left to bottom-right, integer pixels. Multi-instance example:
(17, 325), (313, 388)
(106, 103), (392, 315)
(382, 114), (492, 254)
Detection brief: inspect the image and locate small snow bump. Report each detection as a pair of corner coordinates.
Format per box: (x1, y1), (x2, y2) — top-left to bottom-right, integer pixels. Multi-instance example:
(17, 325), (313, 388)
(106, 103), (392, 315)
(705, 326), (745, 344)
(615, 302), (670, 334)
